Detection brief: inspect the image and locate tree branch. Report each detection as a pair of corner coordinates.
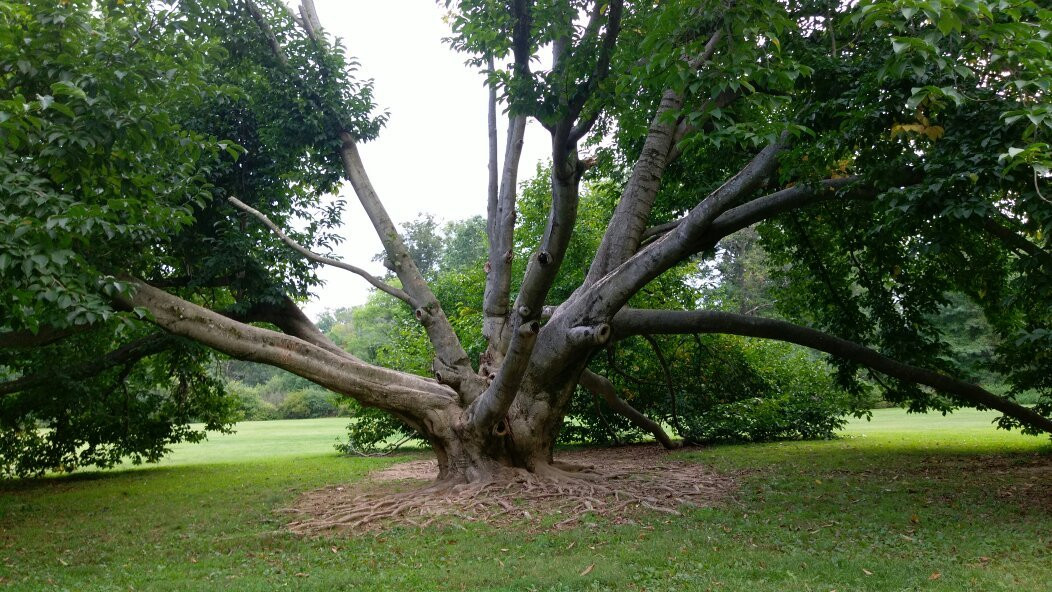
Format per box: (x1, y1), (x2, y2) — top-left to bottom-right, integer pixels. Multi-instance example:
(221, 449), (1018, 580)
(0, 326), (85, 349)
(228, 196), (411, 304)
(116, 279), (457, 415)
(581, 29), (730, 287)
(583, 139), (785, 319)
(223, 296), (357, 361)
(567, 0), (624, 143)
(0, 334), (174, 396)
(977, 215), (1052, 273)
(579, 369), (680, 449)
(641, 176), (865, 244)
(483, 114), (528, 360)
(612, 308), (1052, 434)
(640, 334), (687, 439)
(339, 135), (473, 377)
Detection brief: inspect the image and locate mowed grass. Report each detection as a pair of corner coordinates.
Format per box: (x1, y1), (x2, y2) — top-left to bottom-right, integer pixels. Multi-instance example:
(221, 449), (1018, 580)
(0, 409), (1048, 591)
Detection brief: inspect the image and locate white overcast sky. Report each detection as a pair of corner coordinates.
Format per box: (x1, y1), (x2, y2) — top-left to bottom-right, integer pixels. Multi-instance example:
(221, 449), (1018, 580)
(301, 1), (550, 317)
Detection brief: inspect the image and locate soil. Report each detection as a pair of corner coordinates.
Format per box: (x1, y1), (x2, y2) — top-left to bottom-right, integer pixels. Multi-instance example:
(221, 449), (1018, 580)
(282, 443), (737, 535)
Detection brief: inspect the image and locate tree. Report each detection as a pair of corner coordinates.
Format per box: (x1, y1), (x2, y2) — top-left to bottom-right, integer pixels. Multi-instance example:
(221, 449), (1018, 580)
(2, 0), (1050, 481)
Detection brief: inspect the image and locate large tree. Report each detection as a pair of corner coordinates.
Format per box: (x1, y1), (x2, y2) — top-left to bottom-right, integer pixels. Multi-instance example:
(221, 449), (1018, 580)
(2, 0), (1050, 480)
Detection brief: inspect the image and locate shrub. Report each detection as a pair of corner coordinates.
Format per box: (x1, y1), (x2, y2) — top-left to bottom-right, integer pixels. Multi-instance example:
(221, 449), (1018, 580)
(276, 389), (340, 419)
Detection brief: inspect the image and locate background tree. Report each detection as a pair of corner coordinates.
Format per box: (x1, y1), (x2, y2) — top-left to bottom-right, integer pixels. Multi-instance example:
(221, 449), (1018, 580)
(2, 0), (1050, 483)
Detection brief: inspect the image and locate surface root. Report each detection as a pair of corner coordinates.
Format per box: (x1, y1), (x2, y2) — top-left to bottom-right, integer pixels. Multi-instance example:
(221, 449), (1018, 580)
(282, 444), (735, 535)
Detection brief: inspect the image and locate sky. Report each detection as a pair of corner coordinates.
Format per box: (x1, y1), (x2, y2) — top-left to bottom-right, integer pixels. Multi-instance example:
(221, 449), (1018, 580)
(301, 1), (550, 318)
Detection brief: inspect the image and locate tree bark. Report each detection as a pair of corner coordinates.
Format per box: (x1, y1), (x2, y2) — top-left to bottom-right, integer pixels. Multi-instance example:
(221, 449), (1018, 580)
(579, 369), (681, 449)
(613, 308), (1052, 434)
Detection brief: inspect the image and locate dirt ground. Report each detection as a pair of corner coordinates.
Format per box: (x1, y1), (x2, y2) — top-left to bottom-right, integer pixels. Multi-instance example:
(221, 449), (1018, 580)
(283, 443), (737, 535)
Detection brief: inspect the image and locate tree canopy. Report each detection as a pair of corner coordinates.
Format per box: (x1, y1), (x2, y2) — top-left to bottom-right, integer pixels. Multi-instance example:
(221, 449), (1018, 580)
(1, 0), (1050, 478)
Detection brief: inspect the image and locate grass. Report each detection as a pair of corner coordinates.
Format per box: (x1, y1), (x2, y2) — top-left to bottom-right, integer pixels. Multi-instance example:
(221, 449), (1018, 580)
(0, 409), (1048, 591)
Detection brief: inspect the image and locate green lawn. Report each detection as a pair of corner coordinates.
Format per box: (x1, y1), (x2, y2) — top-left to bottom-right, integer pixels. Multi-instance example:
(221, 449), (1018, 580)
(0, 410), (1048, 591)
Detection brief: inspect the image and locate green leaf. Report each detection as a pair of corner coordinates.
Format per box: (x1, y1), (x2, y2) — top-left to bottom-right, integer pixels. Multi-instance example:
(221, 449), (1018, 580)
(50, 81), (87, 101)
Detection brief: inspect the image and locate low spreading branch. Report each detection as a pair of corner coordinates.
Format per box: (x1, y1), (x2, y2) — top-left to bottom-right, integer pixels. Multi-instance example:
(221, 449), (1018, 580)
(116, 279), (457, 416)
(222, 296), (359, 361)
(612, 308), (1052, 434)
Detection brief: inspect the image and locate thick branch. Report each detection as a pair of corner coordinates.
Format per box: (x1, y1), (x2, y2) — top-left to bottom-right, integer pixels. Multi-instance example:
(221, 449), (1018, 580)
(0, 334), (173, 396)
(483, 115), (528, 355)
(579, 369), (680, 449)
(581, 89), (685, 287)
(486, 55), (500, 245)
(584, 140), (785, 318)
(116, 280), (456, 415)
(297, 0), (322, 39)
(510, 0), (533, 81)
(642, 176), (864, 244)
(613, 309), (1052, 434)
(225, 296), (357, 361)
(582, 29), (727, 287)
(228, 196), (411, 304)
(339, 136), (472, 375)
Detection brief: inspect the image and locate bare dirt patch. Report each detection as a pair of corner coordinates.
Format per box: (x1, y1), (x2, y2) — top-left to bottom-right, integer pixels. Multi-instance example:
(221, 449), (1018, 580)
(282, 444), (736, 535)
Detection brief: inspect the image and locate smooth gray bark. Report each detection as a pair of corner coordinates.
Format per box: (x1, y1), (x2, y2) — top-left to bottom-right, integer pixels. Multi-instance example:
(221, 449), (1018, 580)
(612, 308), (1052, 434)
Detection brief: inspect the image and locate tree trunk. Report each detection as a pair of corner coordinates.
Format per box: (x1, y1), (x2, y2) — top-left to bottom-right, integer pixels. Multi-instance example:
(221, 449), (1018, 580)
(419, 384), (571, 482)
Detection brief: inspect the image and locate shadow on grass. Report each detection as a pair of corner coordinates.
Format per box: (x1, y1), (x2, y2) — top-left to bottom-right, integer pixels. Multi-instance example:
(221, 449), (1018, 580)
(0, 465), (183, 493)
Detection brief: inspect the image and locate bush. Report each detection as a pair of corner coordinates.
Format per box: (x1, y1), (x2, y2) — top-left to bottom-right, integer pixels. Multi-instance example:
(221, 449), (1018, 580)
(672, 338), (858, 442)
(334, 404), (420, 456)
(276, 389), (340, 419)
(566, 334), (862, 446)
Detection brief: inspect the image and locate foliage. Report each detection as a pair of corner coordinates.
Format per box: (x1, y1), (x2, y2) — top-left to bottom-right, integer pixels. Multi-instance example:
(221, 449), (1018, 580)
(0, 0), (382, 475)
(228, 382), (280, 422)
(568, 334), (857, 445)
(275, 389), (340, 420)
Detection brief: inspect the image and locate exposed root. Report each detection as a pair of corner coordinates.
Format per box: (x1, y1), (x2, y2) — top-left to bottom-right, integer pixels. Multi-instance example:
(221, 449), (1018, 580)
(282, 444), (736, 535)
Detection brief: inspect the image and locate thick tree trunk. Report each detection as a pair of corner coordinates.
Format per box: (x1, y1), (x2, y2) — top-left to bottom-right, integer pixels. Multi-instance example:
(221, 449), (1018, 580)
(419, 387), (570, 482)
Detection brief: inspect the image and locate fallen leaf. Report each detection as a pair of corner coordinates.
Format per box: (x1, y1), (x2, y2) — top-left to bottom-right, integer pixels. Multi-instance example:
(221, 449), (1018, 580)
(580, 564), (595, 576)
(910, 514), (920, 524)
(330, 547), (339, 554)
(929, 572), (941, 581)
(862, 568), (873, 576)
